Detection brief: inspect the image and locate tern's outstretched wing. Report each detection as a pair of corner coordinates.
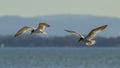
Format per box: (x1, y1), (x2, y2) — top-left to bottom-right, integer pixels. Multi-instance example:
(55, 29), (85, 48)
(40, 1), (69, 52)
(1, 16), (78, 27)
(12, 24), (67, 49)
(15, 26), (34, 37)
(37, 23), (50, 31)
(64, 29), (84, 38)
(85, 25), (108, 40)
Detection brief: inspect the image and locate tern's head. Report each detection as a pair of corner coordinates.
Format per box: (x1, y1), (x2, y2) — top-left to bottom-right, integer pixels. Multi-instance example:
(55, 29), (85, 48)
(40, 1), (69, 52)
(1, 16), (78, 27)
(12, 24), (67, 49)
(30, 29), (35, 35)
(78, 38), (84, 43)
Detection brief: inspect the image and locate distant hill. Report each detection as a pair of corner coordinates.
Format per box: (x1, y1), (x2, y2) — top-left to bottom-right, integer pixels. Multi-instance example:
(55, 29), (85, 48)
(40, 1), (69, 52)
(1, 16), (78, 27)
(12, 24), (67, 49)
(0, 14), (120, 37)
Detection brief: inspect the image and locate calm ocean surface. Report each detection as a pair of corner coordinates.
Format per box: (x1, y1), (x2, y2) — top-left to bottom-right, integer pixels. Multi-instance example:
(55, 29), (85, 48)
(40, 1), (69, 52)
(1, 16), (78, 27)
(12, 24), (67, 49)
(0, 47), (120, 68)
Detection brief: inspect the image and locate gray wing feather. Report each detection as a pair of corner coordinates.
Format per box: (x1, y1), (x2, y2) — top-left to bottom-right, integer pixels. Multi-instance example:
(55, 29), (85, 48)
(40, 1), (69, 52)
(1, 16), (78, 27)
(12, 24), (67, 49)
(15, 26), (34, 37)
(64, 29), (84, 38)
(85, 25), (108, 40)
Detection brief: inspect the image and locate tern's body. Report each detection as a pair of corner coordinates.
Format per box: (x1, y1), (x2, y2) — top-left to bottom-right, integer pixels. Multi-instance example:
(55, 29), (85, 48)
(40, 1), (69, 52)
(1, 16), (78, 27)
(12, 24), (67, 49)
(31, 28), (47, 34)
(65, 25), (108, 46)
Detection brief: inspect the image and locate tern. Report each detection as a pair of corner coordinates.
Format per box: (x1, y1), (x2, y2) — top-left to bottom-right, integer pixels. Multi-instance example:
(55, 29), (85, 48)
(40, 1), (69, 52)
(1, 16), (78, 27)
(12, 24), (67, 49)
(64, 25), (108, 46)
(15, 23), (50, 37)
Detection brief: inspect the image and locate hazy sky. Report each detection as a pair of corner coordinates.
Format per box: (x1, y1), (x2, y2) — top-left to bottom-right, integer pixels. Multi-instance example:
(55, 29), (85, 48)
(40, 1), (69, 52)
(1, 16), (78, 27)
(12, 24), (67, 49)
(0, 0), (120, 17)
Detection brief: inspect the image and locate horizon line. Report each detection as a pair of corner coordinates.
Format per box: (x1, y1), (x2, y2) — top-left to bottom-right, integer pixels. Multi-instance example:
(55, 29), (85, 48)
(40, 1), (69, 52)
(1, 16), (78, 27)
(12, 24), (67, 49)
(0, 14), (120, 19)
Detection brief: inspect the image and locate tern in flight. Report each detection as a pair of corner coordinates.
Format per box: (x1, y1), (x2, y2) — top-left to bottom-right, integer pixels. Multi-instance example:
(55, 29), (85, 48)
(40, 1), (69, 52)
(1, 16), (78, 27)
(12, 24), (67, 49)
(15, 23), (50, 37)
(64, 25), (108, 46)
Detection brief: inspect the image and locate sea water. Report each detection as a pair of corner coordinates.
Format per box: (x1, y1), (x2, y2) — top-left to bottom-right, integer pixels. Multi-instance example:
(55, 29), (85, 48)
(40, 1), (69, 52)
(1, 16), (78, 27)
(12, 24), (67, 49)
(0, 47), (119, 68)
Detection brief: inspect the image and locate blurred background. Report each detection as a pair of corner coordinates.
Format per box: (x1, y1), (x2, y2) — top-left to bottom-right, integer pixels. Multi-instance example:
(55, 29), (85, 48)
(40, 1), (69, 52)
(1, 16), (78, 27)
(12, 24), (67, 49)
(0, 0), (120, 68)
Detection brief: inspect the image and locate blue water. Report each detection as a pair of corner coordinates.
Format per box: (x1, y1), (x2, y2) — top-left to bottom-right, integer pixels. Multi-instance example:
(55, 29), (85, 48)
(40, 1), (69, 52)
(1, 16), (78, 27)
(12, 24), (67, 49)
(0, 47), (120, 68)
